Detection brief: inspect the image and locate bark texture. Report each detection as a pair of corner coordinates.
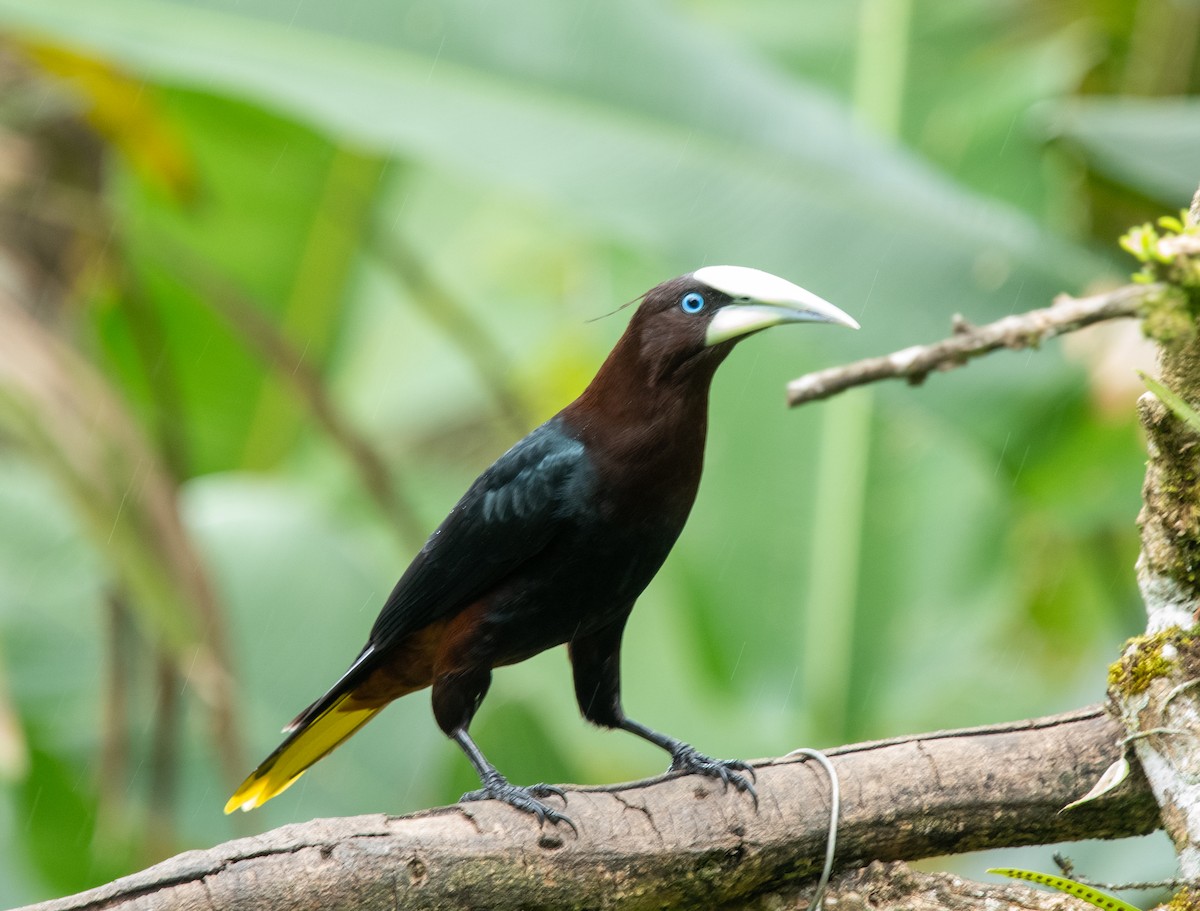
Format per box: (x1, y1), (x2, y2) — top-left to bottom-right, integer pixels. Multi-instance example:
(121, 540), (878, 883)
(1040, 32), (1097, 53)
(14, 707), (1157, 911)
(1108, 188), (1200, 877)
(786, 284), (1148, 406)
(817, 862), (1111, 911)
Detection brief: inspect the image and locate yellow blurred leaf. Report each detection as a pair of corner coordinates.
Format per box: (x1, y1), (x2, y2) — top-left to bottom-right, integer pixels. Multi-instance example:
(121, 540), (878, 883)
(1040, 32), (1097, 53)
(19, 40), (198, 204)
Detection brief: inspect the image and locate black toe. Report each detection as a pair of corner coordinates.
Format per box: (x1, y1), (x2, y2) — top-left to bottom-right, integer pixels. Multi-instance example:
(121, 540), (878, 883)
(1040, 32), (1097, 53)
(670, 745), (758, 807)
(460, 777), (577, 833)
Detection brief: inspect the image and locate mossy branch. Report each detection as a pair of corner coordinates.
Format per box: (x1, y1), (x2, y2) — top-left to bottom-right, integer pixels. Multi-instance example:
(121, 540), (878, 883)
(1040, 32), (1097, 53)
(1108, 185), (1200, 880)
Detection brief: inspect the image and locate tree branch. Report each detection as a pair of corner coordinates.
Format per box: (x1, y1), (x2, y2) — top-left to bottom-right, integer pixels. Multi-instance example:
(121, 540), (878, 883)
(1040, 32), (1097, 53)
(819, 862), (1125, 911)
(787, 283), (1152, 406)
(15, 706), (1156, 911)
(1104, 190), (1200, 879)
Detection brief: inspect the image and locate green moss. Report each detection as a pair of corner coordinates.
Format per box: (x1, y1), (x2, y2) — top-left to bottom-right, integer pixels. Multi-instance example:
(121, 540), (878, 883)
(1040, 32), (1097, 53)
(1139, 386), (1200, 591)
(1166, 886), (1200, 911)
(1108, 636), (1173, 696)
(1142, 286), (1197, 345)
(1108, 627), (1200, 697)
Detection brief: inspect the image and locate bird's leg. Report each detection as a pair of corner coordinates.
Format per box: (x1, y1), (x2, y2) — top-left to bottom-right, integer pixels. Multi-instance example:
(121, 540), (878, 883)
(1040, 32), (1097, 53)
(617, 717), (757, 803)
(451, 728), (575, 831)
(433, 669), (573, 829)
(569, 621), (756, 805)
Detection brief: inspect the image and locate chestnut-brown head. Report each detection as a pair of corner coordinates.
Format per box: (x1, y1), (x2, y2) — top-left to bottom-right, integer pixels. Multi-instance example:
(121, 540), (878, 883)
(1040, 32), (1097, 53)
(624, 265), (859, 385)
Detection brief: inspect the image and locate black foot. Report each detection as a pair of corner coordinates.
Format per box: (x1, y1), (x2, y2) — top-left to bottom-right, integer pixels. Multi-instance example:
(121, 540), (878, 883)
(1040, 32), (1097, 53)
(460, 775), (576, 833)
(670, 744), (758, 807)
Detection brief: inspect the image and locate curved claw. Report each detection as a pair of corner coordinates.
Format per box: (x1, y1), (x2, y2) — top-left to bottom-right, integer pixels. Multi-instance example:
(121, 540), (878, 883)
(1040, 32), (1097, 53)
(670, 745), (759, 809)
(460, 778), (577, 834)
(526, 782), (568, 800)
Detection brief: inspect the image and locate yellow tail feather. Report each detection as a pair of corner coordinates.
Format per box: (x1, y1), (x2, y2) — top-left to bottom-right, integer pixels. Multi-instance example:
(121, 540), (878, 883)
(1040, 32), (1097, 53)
(225, 694), (382, 814)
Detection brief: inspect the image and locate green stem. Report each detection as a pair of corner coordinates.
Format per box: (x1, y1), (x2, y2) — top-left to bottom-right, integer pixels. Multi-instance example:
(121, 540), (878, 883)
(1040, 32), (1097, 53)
(801, 0), (911, 740)
(802, 390), (872, 739)
(852, 0), (913, 138)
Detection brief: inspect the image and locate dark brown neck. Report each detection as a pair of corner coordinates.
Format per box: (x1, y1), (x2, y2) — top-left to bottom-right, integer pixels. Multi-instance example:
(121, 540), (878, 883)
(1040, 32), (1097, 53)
(560, 327), (726, 515)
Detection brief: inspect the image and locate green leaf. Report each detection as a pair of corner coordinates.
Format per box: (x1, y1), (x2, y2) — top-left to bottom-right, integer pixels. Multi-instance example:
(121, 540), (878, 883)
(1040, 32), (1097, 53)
(1139, 371), (1200, 434)
(14, 741), (135, 897)
(0, 0), (1102, 325)
(98, 94), (379, 475)
(1038, 98), (1200, 206)
(988, 868), (1142, 911)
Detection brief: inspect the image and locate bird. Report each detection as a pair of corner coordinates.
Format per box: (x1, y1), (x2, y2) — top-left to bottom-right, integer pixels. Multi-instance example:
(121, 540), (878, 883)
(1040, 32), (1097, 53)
(225, 265), (858, 827)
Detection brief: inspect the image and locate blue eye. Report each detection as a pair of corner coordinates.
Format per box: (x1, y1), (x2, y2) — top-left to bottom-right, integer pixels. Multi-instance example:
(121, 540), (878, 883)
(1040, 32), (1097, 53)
(680, 291), (705, 314)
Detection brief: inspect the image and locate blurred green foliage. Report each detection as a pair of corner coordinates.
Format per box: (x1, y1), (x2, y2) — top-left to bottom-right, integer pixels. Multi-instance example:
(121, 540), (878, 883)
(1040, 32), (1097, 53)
(0, 0), (1191, 902)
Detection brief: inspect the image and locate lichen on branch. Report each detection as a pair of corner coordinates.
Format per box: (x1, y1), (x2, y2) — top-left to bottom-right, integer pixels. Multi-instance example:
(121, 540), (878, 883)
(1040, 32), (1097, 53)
(1127, 204), (1200, 622)
(1108, 627), (1200, 699)
(1111, 187), (1200, 879)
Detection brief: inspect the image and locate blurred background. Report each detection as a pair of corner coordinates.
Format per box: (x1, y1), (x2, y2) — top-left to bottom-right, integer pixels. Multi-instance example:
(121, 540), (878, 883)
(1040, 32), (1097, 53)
(0, 0), (1193, 903)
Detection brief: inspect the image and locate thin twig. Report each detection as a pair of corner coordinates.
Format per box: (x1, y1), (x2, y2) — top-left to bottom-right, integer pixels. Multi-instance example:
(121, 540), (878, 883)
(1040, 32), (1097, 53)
(156, 242), (428, 550)
(1053, 853), (1194, 892)
(1121, 727), (1192, 744)
(1162, 677), (1200, 710)
(370, 231), (532, 437)
(147, 649), (181, 862)
(97, 588), (132, 840)
(115, 270), (194, 480)
(787, 284), (1153, 406)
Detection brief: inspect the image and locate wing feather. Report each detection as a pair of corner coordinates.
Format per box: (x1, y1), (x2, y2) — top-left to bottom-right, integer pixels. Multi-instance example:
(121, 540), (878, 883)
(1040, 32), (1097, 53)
(367, 418), (589, 650)
(286, 419), (589, 732)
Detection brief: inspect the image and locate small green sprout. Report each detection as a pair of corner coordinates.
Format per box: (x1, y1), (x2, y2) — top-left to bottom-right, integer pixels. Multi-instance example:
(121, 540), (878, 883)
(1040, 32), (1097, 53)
(1120, 212), (1200, 342)
(1140, 371), (1200, 434)
(1120, 212), (1200, 286)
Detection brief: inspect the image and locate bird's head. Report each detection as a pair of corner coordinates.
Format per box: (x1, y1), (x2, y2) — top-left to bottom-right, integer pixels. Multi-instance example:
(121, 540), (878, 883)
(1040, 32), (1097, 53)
(628, 265), (859, 383)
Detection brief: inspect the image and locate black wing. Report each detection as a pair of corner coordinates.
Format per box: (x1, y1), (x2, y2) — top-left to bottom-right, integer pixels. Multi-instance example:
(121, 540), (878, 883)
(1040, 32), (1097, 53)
(366, 415), (591, 649)
(286, 417), (591, 732)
